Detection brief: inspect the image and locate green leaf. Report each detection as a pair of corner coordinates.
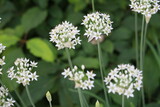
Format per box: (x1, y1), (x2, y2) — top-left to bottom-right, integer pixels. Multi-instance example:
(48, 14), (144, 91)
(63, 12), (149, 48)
(111, 27), (132, 41)
(102, 40), (114, 54)
(73, 56), (99, 69)
(33, 0), (48, 8)
(21, 7), (47, 32)
(26, 38), (55, 62)
(0, 35), (19, 47)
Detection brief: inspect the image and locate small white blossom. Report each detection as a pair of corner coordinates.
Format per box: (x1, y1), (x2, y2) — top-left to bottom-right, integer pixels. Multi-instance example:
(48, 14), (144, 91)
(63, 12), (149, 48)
(7, 58), (39, 86)
(104, 64), (143, 98)
(82, 12), (113, 42)
(62, 65), (96, 90)
(130, 0), (160, 23)
(0, 86), (15, 107)
(49, 21), (81, 50)
(0, 43), (6, 75)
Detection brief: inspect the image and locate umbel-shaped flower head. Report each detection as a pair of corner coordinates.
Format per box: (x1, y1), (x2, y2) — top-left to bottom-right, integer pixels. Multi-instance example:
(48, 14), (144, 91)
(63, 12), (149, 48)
(0, 43), (6, 75)
(130, 0), (160, 23)
(7, 58), (39, 86)
(82, 12), (113, 42)
(62, 65), (96, 90)
(49, 21), (81, 50)
(104, 64), (143, 98)
(0, 86), (15, 107)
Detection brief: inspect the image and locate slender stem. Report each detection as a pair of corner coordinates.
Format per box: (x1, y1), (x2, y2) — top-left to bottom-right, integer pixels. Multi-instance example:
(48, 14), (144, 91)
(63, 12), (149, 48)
(78, 88), (84, 107)
(140, 16), (145, 70)
(140, 16), (145, 107)
(49, 102), (52, 107)
(25, 85), (36, 107)
(91, 0), (95, 12)
(143, 23), (148, 59)
(97, 43), (110, 107)
(65, 48), (73, 69)
(15, 89), (26, 107)
(122, 95), (125, 107)
(0, 80), (21, 107)
(135, 13), (139, 67)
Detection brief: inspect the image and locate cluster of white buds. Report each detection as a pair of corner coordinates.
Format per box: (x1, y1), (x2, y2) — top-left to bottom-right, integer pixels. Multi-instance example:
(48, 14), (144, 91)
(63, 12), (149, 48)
(81, 12), (113, 42)
(0, 86), (15, 107)
(0, 43), (6, 75)
(49, 21), (81, 50)
(7, 58), (39, 86)
(130, 0), (160, 23)
(104, 64), (143, 98)
(62, 65), (96, 90)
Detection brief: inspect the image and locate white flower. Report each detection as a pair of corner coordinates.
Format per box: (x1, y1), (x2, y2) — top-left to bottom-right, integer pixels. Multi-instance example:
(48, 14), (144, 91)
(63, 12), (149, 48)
(86, 70), (96, 79)
(62, 65), (96, 90)
(7, 58), (39, 86)
(104, 64), (143, 98)
(82, 12), (113, 42)
(0, 43), (6, 75)
(49, 21), (81, 50)
(130, 0), (160, 23)
(0, 86), (15, 107)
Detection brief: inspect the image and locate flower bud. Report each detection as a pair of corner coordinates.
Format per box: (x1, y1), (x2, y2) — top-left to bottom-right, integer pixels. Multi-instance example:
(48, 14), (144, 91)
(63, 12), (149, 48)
(46, 91), (52, 102)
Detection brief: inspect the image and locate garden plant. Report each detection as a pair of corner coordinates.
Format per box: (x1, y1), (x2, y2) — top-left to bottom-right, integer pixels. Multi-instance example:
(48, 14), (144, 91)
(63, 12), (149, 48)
(0, 0), (160, 107)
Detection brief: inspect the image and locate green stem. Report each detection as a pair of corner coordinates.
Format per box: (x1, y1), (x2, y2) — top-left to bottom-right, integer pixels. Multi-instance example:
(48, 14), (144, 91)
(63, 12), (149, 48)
(97, 43), (110, 107)
(122, 95), (125, 107)
(65, 48), (73, 69)
(15, 89), (26, 107)
(140, 16), (145, 70)
(78, 88), (84, 107)
(91, 0), (95, 12)
(135, 13), (139, 67)
(26, 85), (36, 107)
(140, 16), (145, 107)
(49, 102), (52, 107)
(143, 23), (148, 62)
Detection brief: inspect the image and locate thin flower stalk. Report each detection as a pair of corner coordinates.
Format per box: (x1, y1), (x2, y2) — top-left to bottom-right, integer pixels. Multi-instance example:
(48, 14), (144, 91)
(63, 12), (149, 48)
(26, 85), (35, 107)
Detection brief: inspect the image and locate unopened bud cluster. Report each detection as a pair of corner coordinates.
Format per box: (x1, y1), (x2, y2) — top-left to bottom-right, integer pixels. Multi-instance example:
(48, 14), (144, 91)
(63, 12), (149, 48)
(49, 21), (81, 50)
(7, 58), (39, 86)
(104, 64), (143, 98)
(82, 12), (113, 42)
(62, 65), (96, 90)
(0, 86), (15, 107)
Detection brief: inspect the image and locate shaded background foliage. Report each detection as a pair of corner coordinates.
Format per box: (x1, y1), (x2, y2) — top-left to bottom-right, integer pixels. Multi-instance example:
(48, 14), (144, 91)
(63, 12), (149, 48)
(0, 0), (160, 107)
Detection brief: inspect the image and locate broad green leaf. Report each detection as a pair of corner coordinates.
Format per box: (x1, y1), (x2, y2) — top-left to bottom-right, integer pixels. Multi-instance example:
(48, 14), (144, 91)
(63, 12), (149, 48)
(21, 7), (47, 32)
(33, 0), (48, 8)
(111, 27), (132, 41)
(0, 35), (19, 47)
(73, 56), (99, 68)
(27, 38), (55, 62)
(102, 40), (114, 54)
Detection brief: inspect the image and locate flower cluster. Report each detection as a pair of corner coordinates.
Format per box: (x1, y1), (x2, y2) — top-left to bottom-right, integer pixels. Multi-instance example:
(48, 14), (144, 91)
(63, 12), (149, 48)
(62, 65), (96, 90)
(130, 0), (160, 23)
(49, 21), (81, 50)
(81, 12), (113, 42)
(7, 58), (39, 86)
(0, 86), (15, 107)
(0, 43), (6, 75)
(104, 64), (143, 98)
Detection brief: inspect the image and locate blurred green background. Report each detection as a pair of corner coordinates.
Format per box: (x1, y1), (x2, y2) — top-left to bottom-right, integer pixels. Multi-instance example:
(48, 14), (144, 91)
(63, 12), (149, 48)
(0, 0), (160, 107)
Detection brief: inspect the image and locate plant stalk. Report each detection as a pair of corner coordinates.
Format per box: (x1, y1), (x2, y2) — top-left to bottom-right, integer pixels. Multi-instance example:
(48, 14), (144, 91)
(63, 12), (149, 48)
(26, 85), (36, 107)
(140, 16), (145, 107)
(122, 95), (125, 107)
(97, 43), (110, 107)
